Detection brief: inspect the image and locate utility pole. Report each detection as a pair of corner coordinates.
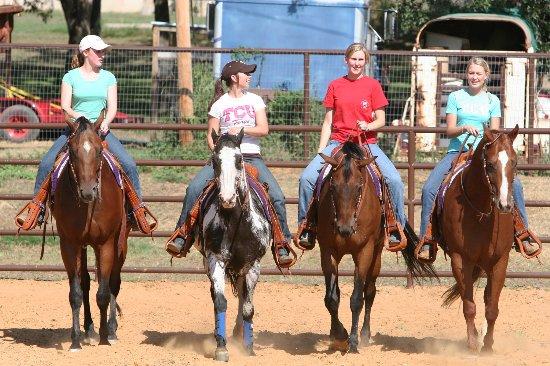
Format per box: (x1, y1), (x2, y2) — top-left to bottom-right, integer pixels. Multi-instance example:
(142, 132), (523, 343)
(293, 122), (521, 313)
(175, 0), (194, 143)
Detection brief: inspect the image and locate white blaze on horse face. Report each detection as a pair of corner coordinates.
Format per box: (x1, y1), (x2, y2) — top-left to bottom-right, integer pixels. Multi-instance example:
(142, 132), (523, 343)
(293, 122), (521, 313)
(82, 140), (92, 154)
(497, 150), (509, 207)
(218, 146), (240, 206)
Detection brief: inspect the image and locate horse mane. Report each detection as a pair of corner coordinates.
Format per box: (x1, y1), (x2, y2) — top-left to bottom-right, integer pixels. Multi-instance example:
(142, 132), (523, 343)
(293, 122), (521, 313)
(341, 141), (365, 181)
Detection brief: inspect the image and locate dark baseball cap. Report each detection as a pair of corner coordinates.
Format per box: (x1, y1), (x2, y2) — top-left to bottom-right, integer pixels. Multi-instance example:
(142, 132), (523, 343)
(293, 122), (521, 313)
(221, 61), (257, 81)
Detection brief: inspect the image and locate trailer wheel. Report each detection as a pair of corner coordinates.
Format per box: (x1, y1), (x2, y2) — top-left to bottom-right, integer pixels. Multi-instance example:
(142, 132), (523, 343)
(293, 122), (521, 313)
(0, 105), (41, 143)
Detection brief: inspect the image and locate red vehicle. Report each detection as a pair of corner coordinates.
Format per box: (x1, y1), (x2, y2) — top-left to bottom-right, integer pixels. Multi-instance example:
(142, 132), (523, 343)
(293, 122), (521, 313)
(0, 82), (131, 143)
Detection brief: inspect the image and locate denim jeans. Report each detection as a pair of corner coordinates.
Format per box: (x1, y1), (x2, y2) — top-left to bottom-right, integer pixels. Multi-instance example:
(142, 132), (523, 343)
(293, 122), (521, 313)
(34, 129), (142, 198)
(419, 151), (528, 237)
(298, 141), (406, 225)
(176, 155), (292, 240)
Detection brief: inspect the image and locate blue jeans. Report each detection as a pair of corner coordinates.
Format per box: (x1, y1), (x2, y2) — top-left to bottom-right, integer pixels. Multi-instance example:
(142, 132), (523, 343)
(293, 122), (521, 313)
(176, 155), (292, 240)
(34, 130), (142, 198)
(420, 151), (528, 237)
(298, 141), (406, 225)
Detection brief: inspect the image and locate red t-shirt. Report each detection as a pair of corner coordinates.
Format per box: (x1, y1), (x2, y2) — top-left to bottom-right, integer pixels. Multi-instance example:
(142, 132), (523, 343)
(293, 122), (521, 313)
(323, 76), (388, 144)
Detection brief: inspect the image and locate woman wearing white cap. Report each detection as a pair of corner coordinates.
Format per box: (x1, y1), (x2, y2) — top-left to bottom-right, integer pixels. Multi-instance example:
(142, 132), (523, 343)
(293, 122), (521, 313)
(165, 60), (294, 267)
(18, 35), (150, 232)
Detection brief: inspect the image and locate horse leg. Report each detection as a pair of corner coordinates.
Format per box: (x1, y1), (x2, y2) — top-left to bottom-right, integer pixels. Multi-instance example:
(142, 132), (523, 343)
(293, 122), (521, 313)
(348, 247), (374, 353)
(240, 261), (260, 356)
(360, 245), (382, 347)
(108, 234), (127, 344)
(95, 243), (115, 346)
(206, 254), (229, 362)
(482, 254), (509, 353)
(81, 247), (98, 344)
(233, 275), (245, 339)
(450, 254), (478, 351)
(60, 239), (83, 351)
(320, 248), (347, 351)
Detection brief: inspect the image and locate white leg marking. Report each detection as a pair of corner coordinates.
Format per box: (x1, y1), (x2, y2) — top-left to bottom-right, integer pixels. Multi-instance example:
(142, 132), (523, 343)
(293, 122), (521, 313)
(207, 254), (226, 295)
(497, 150), (509, 207)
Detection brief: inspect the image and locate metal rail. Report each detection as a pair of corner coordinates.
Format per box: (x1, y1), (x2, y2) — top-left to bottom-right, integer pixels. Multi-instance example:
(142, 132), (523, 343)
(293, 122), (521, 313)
(0, 265), (548, 279)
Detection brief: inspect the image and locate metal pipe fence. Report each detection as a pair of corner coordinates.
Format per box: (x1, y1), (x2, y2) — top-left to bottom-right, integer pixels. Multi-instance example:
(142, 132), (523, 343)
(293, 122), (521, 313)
(0, 44), (549, 277)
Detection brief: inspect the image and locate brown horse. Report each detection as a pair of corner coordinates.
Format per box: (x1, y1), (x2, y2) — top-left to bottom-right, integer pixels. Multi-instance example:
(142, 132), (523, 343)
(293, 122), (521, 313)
(52, 116), (129, 351)
(439, 126), (519, 352)
(317, 141), (434, 353)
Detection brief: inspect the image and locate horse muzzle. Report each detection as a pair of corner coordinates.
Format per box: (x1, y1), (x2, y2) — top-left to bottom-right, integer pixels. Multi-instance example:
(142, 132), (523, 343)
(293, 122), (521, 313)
(219, 195), (237, 209)
(79, 185), (98, 203)
(337, 224), (356, 237)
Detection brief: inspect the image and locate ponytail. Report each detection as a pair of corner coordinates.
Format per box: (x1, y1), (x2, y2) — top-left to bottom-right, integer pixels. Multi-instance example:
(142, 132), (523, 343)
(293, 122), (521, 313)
(70, 52), (84, 69)
(208, 78), (225, 111)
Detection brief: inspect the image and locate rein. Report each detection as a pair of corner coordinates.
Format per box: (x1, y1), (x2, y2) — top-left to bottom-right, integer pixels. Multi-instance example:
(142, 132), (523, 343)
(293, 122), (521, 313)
(459, 132), (504, 221)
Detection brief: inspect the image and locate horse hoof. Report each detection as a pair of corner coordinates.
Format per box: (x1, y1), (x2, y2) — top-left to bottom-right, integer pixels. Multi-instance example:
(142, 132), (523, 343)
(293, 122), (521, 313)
(98, 339), (111, 346)
(69, 346), (81, 352)
(214, 347), (229, 362)
(108, 335), (118, 345)
(245, 344), (256, 356)
(349, 345), (359, 354)
(481, 345), (493, 354)
(329, 338), (349, 352)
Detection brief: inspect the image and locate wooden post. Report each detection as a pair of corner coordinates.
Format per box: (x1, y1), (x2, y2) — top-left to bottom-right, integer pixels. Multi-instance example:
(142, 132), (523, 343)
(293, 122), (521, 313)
(175, 0), (194, 143)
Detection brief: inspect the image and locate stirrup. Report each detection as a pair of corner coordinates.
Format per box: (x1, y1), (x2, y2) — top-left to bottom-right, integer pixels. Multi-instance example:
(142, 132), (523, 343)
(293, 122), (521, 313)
(515, 229), (542, 259)
(272, 239), (297, 269)
(384, 225), (407, 252)
(15, 201), (46, 231)
(415, 237), (438, 263)
(131, 205), (158, 235)
(165, 228), (193, 258)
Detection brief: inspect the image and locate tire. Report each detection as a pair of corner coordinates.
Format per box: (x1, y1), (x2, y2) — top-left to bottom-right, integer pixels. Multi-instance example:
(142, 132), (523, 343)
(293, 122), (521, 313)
(0, 104), (41, 143)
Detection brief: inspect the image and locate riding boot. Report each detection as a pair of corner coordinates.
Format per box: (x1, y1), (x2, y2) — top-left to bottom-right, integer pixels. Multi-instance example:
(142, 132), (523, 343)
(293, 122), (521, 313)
(294, 199), (318, 251)
(15, 173), (51, 231)
(122, 175), (157, 235)
(382, 186), (407, 252)
(513, 207), (542, 258)
(416, 222), (439, 263)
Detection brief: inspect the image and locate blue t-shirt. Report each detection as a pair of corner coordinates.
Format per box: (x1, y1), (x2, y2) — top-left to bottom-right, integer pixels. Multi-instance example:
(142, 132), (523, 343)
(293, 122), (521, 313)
(445, 88), (501, 152)
(62, 68), (117, 122)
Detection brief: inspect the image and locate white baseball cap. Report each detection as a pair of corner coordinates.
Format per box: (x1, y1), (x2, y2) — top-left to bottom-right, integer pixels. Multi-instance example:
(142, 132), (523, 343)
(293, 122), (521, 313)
(78, 35), (110, 53)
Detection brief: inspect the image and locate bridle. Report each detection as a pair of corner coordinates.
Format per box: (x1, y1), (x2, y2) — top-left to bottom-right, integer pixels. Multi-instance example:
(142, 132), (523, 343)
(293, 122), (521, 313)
(67, 129), (103, 204)
(460, 132), (506, 220)
(328, 154), (365, 234)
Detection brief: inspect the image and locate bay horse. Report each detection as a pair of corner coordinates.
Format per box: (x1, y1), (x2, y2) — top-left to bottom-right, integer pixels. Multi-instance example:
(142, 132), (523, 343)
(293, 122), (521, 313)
(317, 141), (434, 353)
(53, 115), (128, 351)
(439, 125), (519, 352)
(200, 129), (271, 361)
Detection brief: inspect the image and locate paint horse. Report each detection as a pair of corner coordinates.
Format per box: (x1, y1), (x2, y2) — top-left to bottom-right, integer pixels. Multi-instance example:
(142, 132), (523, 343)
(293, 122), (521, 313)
(200, 129), (271, 361)
(53, 116), (129, 351)
(439, 126), (519, 352)
(317, 141), (434, 353)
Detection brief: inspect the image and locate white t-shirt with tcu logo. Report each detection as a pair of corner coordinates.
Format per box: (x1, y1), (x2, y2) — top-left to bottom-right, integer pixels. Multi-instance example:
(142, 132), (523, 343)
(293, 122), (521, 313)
(208, 92), (266, 154)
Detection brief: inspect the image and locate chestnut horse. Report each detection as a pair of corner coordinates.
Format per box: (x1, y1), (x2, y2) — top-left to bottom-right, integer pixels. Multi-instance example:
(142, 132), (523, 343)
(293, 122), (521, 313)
(53, 116), (129, 351)
(318, 141), (434, 353)
(439, 126), (519, 352)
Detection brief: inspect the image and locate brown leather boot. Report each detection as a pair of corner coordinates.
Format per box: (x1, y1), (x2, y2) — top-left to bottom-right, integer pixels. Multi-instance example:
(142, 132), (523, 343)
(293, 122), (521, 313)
(15, 174), (51, 231)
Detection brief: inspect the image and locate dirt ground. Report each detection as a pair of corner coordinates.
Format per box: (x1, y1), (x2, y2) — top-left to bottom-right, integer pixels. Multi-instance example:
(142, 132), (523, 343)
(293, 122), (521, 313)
(0, 279), (548, 366)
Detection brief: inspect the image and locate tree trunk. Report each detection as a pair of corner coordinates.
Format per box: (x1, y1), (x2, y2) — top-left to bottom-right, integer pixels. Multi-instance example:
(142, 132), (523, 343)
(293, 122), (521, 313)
(154, 0), (171, 46)
(59, 0), (101, 44)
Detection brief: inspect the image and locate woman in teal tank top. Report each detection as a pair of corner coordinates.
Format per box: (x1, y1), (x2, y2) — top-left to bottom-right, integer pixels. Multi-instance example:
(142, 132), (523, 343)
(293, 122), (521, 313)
(418, 57), (539, 260)
(20, 35), (147, 231)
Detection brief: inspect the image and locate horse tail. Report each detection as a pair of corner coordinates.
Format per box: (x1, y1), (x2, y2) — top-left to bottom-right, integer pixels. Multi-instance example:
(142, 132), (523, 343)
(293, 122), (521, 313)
(226, 269), (239, 297)
(402, 222), (438, 281)
(442, 265), (484, 307)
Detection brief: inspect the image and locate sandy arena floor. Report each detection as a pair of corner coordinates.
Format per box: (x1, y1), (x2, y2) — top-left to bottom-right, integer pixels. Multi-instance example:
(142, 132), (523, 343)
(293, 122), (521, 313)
(0, 279), (548, 366)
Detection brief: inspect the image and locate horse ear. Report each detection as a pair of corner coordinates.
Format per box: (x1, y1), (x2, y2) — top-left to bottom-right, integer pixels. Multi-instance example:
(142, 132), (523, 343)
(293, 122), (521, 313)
(236, 128), (245, 145)
(211, 129), (219, 145)
(483, 125), (494, 140)
(65, 114), (77, 133)
(508, 124), (519, 142)
(93, 109), (105, 132)
(319, 153), (339, 167)
(357, 156), (376, 168)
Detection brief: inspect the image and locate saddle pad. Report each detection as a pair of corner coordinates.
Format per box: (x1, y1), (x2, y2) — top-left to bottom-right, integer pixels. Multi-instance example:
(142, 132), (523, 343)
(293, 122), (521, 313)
(436, 160), (471, 217)
(198, 175), (275, 224)
(50, 150), (124, 197)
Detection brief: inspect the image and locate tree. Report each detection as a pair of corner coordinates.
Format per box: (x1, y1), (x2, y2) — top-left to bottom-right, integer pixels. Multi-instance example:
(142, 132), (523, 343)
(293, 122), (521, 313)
(371, 0), (549, 51)
(59, 0), (102, 44)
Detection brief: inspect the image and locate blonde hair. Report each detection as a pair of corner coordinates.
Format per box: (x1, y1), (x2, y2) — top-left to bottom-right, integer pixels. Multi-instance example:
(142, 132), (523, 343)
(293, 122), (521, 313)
(466, 57), (490, 90)
(344, 42), (369, 63)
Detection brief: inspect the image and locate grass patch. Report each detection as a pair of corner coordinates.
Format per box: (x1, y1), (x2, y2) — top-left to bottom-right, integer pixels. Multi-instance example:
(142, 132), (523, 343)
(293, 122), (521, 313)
(0, 165), (35, 186)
